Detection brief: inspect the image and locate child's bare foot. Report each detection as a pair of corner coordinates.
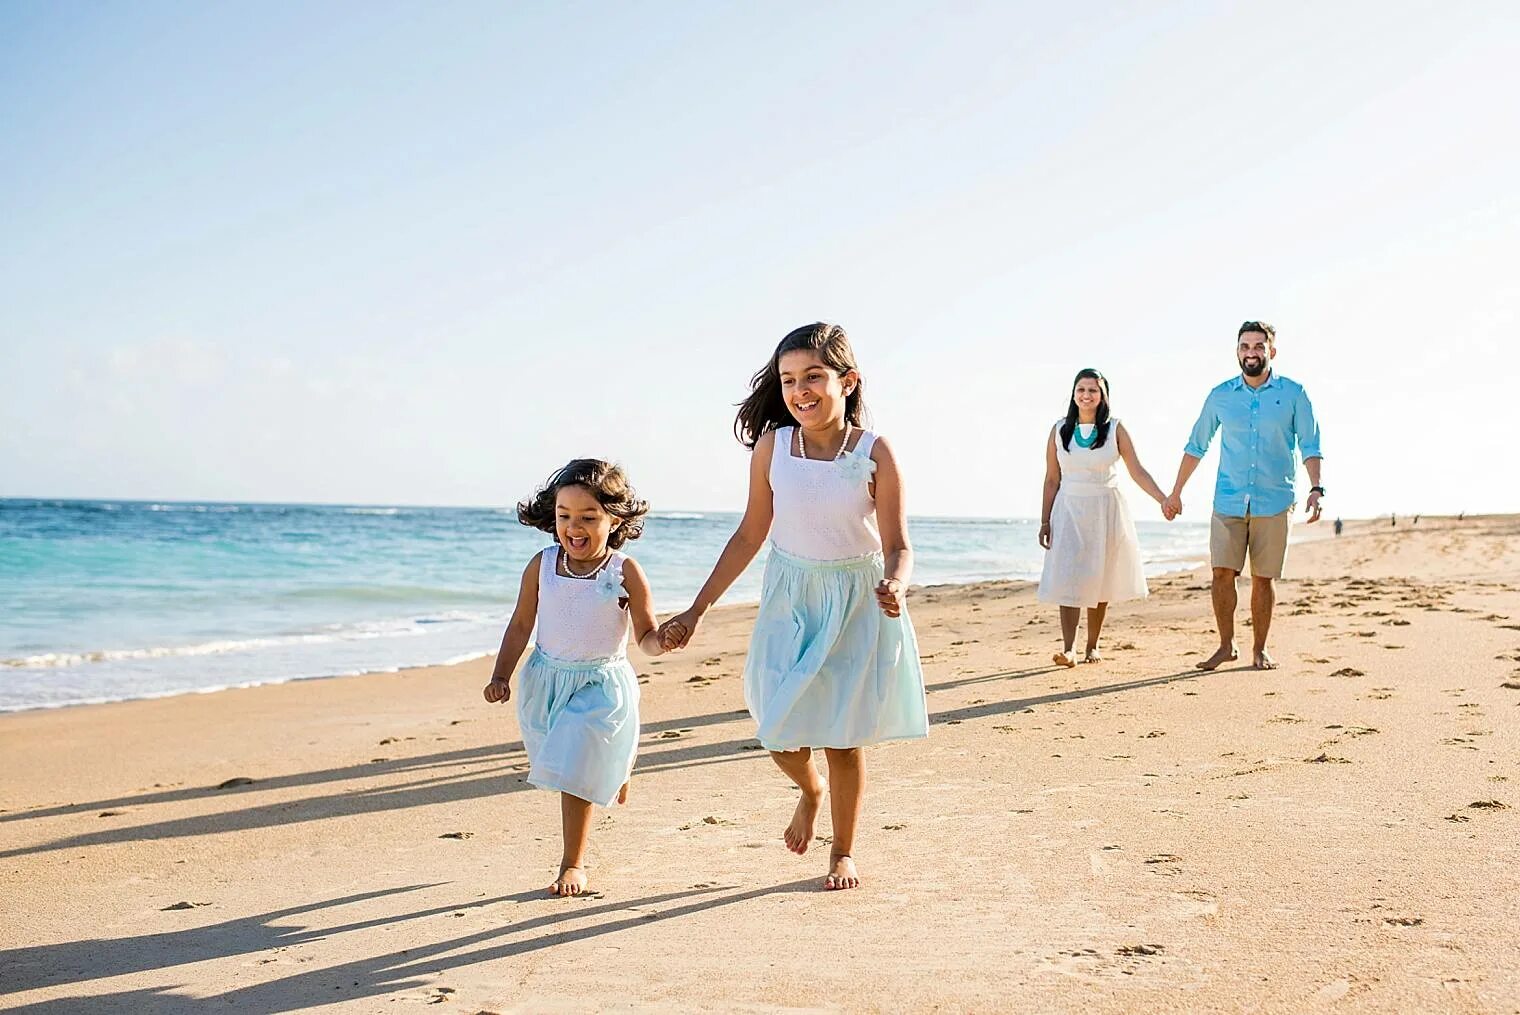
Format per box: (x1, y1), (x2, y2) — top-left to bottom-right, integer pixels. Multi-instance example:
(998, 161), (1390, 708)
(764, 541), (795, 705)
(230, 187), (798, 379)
(617, 781), (629, 805)
(1083, 647), (1102, 664)
(824, 853), (860, 891)
(1052, 650), (1078, 668)
(549, 865), (588, 897)
(1198, 644), (1239, 671)
(784, 777), (826, 855)
(1252, 649), (1278, 670)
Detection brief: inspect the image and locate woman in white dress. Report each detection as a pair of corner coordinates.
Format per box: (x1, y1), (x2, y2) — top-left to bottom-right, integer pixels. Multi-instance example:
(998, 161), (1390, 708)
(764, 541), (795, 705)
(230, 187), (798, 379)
(1037, 369), (1169, 666)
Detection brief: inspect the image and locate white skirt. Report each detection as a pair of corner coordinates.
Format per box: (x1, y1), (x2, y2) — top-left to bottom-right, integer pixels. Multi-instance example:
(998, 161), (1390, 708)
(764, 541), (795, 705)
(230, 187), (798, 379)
(1037, 484), (1148, 608)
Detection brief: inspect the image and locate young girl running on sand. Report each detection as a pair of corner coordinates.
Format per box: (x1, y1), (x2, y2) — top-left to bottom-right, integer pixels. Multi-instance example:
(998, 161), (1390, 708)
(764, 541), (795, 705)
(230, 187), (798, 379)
(659, 322), (929, 891)
(483, 459), (665, 897)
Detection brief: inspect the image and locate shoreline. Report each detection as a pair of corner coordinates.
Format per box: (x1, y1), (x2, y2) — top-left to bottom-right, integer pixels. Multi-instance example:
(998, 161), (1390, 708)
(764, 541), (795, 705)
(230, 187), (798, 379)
(2, 514), (1515, 1011)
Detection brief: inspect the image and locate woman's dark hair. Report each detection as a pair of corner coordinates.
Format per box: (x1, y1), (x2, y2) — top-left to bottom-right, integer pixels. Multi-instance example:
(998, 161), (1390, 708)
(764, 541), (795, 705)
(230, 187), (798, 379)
(734, 322), (869, 448)
(1058, 369), (1112, 451)
(517, 459), (649, 548)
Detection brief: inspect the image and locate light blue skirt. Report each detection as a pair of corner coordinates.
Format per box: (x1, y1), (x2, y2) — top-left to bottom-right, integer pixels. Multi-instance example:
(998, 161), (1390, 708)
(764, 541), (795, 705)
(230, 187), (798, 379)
(516, 647), (640, 807)
(743, 544), (929, 752)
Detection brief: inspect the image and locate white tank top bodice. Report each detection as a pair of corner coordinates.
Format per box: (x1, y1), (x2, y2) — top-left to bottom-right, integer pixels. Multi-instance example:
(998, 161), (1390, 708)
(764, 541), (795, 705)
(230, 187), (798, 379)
(769, 426), (883, 560)
(1055, 418), (1122, 493)
(533, 545), (632, 661)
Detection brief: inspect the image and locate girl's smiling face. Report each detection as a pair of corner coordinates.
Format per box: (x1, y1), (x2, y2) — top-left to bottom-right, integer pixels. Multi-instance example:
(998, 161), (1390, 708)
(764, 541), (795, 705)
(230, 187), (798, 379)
(778, 349), (858, 428)
(555, 484), (620, 562)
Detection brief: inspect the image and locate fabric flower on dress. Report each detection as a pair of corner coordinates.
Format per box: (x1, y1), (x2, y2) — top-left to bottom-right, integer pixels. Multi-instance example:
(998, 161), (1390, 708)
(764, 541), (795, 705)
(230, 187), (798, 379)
(593, 563), (626, 602)
(838, 449), (877, 484)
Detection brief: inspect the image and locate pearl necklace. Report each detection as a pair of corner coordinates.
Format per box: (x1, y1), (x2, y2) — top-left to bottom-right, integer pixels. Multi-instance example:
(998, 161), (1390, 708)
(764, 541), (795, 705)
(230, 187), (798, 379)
(798, 420), (853, 461)
(560, 547), (608, 579)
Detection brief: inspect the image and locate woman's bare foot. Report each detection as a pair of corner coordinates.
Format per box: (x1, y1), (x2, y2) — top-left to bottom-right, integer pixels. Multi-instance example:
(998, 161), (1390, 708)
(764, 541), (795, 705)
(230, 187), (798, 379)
(1083, 647), (1102, 664)
(784, 777), (826, 855)
(1198, 644), (1239, 671)
(549, 865), (588, 897)
(824, 853), (860, 891)
(1052, 650), (1078, 668)
(616, 781), (629, 805)
(1252, 649), (1278, 670)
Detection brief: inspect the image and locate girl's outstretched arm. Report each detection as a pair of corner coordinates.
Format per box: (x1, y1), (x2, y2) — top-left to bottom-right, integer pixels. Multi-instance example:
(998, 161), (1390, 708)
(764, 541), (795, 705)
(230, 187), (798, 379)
(1039, 426), (1060, 549)
(1116, 422), (1168, 508)
(871, 436), (912, 618)
(483, 554), (541, 703)
(619, 556), (666, 657)
(659, 430), (776, 649)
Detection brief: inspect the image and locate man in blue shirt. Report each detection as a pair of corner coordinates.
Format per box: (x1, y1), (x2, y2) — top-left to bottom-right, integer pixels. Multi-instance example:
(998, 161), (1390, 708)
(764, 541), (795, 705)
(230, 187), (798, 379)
(1164, 322), (1323, 671)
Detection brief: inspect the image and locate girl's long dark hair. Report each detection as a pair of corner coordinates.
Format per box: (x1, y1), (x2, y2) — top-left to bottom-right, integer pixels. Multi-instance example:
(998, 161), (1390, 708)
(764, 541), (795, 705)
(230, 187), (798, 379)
(1058, 368), (1112, 451)
(734, 322), (869, 448)
(517, 459), (649, 549)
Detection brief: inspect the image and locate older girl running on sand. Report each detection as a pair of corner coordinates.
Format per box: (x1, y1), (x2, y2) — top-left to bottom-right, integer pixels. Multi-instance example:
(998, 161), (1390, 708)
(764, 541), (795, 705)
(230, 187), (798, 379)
(483, 460), (666, 897)
(658, 322), (929, 891)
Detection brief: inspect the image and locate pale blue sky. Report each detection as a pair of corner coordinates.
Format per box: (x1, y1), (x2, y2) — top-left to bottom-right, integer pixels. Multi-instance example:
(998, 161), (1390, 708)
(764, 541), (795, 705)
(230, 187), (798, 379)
(2, 1), (1515, 519)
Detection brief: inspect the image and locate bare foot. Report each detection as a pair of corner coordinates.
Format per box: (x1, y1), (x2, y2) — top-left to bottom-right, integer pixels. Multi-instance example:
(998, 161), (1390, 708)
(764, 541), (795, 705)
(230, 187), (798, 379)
(1083, 647), (1102, 664)
(824, 853), (860, 891)
(616, 781), (629, 805)
(1052, 650), (1078, 668)
(1198, 645), (1239, 671)
(784, 777), (826, 855)
(549, 865), (588, 897)
(1253, 649), (1278, 670)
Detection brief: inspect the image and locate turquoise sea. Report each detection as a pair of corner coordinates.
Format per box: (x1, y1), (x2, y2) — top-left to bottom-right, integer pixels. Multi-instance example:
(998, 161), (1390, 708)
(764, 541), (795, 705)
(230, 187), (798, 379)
(0, 499), (1209, 711)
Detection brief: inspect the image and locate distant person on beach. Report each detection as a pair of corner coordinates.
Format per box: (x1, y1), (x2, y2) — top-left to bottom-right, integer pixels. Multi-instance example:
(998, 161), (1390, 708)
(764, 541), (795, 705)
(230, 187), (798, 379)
(1164, 321), (1323, 671)
(1037, 369), (1170, 667)
(482, 460), (667, 897)
(1334, 517), (1343, 536)
(658, 323), (928, 891)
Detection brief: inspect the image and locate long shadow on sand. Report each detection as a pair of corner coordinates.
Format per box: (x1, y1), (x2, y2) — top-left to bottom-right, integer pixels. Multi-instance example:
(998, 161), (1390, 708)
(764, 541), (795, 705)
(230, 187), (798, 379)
(2, 662), (1220, 860)
(1, 879), (817, 1013)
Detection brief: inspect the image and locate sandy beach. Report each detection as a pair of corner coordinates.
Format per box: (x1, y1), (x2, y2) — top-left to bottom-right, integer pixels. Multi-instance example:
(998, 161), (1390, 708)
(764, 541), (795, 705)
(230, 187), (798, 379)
(2, 515), (1517, 1013)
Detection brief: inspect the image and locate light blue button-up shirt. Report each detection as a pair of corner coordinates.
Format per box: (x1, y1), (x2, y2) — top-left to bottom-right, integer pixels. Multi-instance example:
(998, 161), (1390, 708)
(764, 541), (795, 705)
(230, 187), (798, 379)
(1184, 371), (1322, 517)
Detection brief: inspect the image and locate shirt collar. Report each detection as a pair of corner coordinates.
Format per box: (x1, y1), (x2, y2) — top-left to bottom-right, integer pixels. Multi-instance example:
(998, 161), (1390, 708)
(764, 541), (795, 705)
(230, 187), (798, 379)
(1232, 369), (1275, 391)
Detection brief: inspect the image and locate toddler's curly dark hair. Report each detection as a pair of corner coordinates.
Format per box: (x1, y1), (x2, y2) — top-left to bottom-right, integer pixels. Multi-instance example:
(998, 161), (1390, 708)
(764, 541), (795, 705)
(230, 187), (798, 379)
(517, 459), (649, 549)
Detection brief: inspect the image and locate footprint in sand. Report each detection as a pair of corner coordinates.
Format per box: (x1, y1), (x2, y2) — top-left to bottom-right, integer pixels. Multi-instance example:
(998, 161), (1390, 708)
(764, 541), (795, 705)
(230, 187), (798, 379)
(98, 810), (127, 817)
(439, 832), (473, 840)
(1305, 753), (1351, 764)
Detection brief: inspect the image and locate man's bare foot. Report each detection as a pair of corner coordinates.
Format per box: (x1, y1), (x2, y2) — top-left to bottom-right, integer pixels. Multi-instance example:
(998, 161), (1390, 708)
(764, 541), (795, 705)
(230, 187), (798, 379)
(1083, 647), (1102, 664)
(1052, 650), (1078, 668)
(784, 777), (826, 855)
(549, 865), (588, 897)
(824, 853), (860, 891)
(1252, 649), (1278, 670)
(617, 781), (629, 805)
(1198, 645), (1239, 671)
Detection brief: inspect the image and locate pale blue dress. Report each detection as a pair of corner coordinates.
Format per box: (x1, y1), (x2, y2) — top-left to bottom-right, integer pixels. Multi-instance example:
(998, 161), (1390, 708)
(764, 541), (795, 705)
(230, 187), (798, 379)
(743, 427), (930, 751)
(515, 546), (640, 807)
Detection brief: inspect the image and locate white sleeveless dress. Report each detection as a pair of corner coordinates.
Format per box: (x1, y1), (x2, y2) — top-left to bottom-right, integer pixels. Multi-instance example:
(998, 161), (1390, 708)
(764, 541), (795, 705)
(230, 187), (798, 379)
(1037, 419), (1148, 608)
(515, 546), (641, 807)
(742, 427), (930, 751)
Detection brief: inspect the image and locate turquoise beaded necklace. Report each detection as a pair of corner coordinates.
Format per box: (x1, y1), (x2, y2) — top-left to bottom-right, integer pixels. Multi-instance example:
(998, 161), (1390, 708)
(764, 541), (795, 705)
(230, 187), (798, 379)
(1073, 420), (1100, 448)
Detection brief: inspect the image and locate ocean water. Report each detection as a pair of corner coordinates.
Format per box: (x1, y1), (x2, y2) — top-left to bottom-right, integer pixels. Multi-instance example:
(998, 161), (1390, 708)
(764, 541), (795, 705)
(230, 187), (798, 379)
(0, 499), (1209, 712)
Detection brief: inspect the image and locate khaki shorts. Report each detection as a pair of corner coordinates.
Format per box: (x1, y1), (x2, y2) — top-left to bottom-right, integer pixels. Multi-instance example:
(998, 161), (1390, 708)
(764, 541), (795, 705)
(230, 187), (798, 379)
(1210, 509), (1291, 579)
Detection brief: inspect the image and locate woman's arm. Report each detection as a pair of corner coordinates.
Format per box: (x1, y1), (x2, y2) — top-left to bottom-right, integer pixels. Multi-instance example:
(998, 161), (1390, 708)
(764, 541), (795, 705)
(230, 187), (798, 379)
(871, 436), (911, 618)
(658, 430), (777, 649)
(483, 554), (541, 703)
(1116, 422), (1168, 506)
(1039, 427), (1060, 549)
(619, 556), (666, 657)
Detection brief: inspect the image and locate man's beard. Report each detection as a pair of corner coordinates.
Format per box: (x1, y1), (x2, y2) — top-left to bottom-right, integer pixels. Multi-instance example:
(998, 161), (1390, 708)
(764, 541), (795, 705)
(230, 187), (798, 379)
(1240, 357), (1267, 377)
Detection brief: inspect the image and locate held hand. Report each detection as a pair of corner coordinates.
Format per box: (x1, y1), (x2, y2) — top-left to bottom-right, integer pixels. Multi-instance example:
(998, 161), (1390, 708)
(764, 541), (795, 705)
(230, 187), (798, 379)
(658, 608), (702, 651)
(1304, 491), (1323, 524)
(1038, 522), (1052, 550)
(875, 578), (904, 618)
(483, 677), (511, 704)
(1162, 494), (1183, 520)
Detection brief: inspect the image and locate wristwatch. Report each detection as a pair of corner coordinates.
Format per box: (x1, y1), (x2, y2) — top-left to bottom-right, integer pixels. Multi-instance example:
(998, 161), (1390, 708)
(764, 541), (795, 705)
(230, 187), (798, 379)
(1310, 486), (1326, 496)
